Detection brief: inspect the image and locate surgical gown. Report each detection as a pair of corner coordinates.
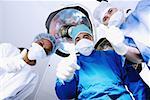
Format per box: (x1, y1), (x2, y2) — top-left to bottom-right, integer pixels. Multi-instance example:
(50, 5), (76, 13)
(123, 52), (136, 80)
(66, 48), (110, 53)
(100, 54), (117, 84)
(124, 36), (150, 97)
(55, 50), (147, 99)
(120, 0), (150, 68)
(0, 43), (38, 100)
(120, 0), (150, 46)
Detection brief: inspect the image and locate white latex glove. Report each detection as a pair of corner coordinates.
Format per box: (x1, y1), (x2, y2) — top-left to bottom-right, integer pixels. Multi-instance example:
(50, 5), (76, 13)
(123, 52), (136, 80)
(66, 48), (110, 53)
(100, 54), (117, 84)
(98, 25), (128, 55)
(56, 51), (80, 82)
(101, 25), (124, 45)
(0, 49), (27, 73)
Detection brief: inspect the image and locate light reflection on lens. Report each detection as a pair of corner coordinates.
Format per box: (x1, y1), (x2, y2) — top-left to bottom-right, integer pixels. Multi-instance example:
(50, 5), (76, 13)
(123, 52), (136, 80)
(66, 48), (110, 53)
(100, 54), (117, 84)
(49, 8), (92, 43)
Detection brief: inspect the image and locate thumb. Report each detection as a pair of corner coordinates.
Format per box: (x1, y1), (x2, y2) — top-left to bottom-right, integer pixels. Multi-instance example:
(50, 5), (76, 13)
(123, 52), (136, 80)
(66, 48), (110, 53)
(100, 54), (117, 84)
(97, 24), (109, 38)
(69, 63), (80, 71)
(66, 53), (77, 65)
(21, 49), (27, 58)
(16, 49), (27, 59)
(99, 24), (108, 32)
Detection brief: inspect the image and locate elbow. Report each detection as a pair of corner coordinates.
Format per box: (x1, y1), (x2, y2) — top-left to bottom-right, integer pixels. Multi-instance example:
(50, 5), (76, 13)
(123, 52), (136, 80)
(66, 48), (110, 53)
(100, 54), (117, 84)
(125, 46), (143, 63)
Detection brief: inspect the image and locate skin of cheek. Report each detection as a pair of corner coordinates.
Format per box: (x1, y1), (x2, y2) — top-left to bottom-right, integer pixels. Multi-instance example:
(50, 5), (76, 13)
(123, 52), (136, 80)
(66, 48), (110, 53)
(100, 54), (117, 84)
(103, 8), (118, 25)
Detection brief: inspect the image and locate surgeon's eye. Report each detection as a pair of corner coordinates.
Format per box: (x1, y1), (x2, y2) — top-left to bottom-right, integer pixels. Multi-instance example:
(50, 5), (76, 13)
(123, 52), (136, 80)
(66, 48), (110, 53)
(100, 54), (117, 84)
(103, 16), (108, 22)
(44, 48), (50, 55)
(83, 34), (91, 39)
(75, 37), (80, 43)
(39, 41), (44, 47)
(108, 9), (113, 14)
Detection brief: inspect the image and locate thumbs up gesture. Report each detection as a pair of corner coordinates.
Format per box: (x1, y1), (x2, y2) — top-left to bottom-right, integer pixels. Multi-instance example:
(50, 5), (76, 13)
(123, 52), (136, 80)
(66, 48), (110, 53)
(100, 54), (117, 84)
(56, 51), (80, 82)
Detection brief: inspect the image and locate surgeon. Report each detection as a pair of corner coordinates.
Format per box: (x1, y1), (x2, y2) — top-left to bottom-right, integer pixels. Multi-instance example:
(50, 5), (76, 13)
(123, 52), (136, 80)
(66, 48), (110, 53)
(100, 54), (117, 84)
(0, 33), (56, 100)
(93, 0), (150, 88)
(55, 24), (148, 99)
(93, 0), (150, 67)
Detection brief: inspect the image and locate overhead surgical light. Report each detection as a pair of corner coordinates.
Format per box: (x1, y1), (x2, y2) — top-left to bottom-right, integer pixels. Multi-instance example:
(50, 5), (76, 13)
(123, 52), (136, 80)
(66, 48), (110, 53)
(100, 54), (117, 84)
(45, 6), (93, 57)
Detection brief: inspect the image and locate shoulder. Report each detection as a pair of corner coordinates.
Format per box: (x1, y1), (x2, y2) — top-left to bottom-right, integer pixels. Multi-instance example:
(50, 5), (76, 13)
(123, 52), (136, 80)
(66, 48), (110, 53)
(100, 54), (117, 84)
(0, 43), (20, 57)
(102, 50), (116, 55)
(103, 50), (122, 60)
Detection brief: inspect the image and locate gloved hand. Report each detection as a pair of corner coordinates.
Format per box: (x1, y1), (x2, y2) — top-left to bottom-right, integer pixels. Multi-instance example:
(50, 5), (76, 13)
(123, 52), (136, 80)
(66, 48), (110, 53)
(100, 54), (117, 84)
(56, 52), (80, 82)
(98, 25), (128, 55)
(0, 49), (27, 73)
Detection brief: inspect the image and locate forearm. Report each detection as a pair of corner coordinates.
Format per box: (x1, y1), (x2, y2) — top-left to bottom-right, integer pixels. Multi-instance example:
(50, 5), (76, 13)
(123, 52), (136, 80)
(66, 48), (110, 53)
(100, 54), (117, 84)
(126, 79), (147, 99)
(124, 62), (147, 99)
(125, 46), (143, 63)
(0, 58), (8, 69)
(124, 36), (150, 65)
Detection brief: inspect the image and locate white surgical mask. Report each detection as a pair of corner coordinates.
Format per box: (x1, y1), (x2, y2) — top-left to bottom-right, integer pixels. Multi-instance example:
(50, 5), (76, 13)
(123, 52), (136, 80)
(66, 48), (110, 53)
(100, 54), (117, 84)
(28, 43), (46, 60)
(75, 39), (94, 56)
(108, 9), (125, 27)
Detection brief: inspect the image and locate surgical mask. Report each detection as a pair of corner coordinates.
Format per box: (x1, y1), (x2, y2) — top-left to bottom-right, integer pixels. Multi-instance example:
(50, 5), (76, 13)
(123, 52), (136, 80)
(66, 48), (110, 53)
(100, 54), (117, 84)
(75, 39), (94, 56)
(28, 43), (47, 60)
(108, 9), (125, 27)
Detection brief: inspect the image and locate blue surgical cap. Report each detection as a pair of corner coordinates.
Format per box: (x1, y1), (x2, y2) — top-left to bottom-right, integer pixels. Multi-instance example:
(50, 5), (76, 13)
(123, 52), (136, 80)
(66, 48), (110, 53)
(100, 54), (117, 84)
(68, 24), (93, 42)
(33, 33), (57, 55)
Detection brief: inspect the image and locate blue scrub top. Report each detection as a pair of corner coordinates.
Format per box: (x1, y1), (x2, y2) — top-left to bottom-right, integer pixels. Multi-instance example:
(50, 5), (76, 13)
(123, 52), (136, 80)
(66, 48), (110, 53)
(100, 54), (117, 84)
(120, 0), (150, 68)
(120, 0), (150, 33)
(77, 50), (131, 99)
(55, 50), (147, 99)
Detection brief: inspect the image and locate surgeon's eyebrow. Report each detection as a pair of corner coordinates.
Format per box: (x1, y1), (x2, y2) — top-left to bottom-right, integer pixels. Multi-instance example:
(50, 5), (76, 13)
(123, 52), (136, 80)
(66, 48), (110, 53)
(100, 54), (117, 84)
(83, 34), (91, 38)
(103, 16), (109, 22)
(75, 37), (80, 43)
(44, 48), (49, 55)
(36, 40), (44, 47)
(108, 8), (113, 14)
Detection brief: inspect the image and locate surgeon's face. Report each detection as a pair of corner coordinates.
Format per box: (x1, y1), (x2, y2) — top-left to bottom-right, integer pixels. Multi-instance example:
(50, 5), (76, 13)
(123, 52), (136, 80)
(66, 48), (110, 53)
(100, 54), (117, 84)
(102, 8), (118, 25)
(75, 33), (93, 44)
(35, 39), (53, 55)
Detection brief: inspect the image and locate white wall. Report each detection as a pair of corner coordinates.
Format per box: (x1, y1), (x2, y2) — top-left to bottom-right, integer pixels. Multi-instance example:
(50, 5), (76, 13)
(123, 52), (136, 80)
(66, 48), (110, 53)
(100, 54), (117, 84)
(34, 54), (62, 100)
(0, 2), (2, 42)
(0, 1), (48, 47)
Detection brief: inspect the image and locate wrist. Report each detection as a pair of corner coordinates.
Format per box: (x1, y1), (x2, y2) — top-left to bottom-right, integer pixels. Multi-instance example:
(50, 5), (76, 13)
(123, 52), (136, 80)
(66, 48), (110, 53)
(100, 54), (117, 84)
(65, 74), (74, 82)
(112, 42), (128, 55)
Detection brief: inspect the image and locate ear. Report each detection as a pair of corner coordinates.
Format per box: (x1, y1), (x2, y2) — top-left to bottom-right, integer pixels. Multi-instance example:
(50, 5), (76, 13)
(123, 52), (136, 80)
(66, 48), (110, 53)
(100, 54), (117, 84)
(126, 9), (131, 14)
(97, 0), (108, 2)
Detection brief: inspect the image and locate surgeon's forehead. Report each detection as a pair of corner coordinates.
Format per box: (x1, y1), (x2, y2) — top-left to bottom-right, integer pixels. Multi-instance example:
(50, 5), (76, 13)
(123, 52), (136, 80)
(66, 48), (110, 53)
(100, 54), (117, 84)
(75, 32), (93, 43)
(35, 39), (51, 45)
(36, 38), (48, 42)
(76, 32), (90, 37)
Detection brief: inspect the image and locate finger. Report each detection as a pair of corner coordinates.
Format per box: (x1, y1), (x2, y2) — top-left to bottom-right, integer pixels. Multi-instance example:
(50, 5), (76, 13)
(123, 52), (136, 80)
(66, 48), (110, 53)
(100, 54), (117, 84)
(16, 49), (27, 59)
(57, 62), (75, 72)
(10, 62), (21, 72)
(56, 72), (67, 81)
(57, 60), (68, 68)
(65, 66), (75, 73)
(71, 63), (80, 70)
(99, 24), (108, 30)
(61, 70), (74, 78)
(65, 73), (74, 80)
(19, 60), (26, 67)
(20, 49), (27, 58)
(15, 64), (22, 71)
(12, 58), (26, 68)
(57, 66), (74, 76)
